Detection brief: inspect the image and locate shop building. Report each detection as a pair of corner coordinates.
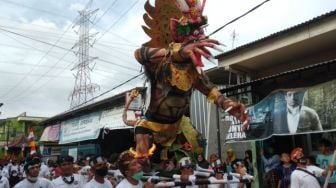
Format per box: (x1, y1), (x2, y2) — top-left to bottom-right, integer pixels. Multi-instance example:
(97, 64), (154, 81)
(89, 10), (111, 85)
(190, 9), (336, 187)
(39, 87), (145, 161)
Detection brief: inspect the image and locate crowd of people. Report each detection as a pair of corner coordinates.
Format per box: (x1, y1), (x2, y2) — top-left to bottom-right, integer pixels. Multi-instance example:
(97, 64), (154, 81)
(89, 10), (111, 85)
(0, 138), (335, 188)
(260, 138), (336, 188)
(0, 149), (255, 188)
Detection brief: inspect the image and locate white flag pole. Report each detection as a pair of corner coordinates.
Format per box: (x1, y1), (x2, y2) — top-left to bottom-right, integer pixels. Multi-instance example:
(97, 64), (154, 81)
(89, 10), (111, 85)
(323, 149), (336, 188)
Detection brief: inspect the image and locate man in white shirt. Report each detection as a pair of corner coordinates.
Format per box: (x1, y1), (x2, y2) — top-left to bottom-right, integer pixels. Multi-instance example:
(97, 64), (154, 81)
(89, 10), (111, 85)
(84, 156), (113, 188)
(172, 157), (199, 188)
(116, 151), (153, 188)
(40, 161), (50, 178)
(79, 156), (93, 183)
(1, 160), (9, 179)
(52, 155), (85, 188)
(0, 175), (10, 188)
(14, 158), (54, 188)
(290, 147), (334, 188)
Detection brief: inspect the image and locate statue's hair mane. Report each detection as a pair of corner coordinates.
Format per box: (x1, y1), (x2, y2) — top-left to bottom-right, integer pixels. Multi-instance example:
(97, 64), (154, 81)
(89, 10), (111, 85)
(141, 0), (182, 48)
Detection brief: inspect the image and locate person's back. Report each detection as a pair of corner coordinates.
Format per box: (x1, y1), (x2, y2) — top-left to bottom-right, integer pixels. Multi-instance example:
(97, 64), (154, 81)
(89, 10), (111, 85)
(290, 147), (325, 188)
(290, 165), (323, 188)
(316, 138), (336, 186)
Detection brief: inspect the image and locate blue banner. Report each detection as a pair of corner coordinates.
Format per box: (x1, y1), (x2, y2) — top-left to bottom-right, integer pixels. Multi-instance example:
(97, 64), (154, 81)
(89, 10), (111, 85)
(59, 112), (102, 144)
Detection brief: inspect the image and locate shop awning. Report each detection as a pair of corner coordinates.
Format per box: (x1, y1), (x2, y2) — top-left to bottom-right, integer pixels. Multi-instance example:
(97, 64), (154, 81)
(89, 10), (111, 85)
(40, 124), (60, 142)
(7, 134), (26, 147)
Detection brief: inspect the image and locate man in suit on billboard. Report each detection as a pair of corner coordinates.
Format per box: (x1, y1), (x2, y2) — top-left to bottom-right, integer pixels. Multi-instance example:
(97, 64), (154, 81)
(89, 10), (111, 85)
(273, 90), (322, 134)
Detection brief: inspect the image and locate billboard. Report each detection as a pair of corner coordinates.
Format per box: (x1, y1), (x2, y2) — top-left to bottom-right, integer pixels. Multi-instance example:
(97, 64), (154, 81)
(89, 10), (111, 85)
(224, 79), (336, 142)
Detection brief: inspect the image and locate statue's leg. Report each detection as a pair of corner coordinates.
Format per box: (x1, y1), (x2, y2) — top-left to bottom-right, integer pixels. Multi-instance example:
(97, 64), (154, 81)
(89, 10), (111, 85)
(129, 126), (156, 158)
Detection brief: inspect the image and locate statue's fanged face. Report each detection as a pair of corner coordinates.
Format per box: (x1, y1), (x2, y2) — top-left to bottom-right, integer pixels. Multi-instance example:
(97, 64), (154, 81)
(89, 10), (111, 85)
(171, 0), (207, 43)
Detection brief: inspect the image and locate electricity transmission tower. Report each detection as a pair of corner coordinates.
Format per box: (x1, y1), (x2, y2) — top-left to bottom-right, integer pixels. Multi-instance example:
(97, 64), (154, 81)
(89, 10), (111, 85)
(69, 0), (99, 108)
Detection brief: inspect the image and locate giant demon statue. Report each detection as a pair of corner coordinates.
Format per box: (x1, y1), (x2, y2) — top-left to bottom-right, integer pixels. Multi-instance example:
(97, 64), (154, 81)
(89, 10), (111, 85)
(123, 0), (249, 159)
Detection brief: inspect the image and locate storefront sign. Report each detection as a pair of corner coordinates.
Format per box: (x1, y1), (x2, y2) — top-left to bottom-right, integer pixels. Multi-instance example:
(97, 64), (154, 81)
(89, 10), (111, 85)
(100, 108), (137, 130)
(224, 79), (336, 142)
(59, 112), (101, 144)
(126, 92), (142, 110)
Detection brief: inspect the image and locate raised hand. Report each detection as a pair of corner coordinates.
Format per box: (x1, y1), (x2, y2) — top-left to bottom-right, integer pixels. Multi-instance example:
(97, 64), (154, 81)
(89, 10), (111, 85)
(179, 39), (223, 68)
(219, 97), (250, 130)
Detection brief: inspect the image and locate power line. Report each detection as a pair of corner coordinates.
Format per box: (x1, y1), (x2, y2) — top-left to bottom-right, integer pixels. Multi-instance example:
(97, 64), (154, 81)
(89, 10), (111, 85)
(0, 16), (139, 47)
(0, 27), (140, 71)
(1, 0), (71, 19)
(92, 0), (118, 26)
(0, 60), (132, 76)
(0, 24), (139, 103)
(96, 0), (139, 42)
(0, 28), (139, 103)
(71, 72), (144, 109)
(2, 0), (143, 106)
(207, 0), (271, 38)
(0, 70), (72, 78)
(0, 22), (76, 99)
(0, 27), (70, 51)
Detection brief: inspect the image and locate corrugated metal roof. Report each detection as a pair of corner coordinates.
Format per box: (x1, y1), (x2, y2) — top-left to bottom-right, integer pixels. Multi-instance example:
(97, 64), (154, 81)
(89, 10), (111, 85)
(216, 9), (336, 59)
(220, 59), (336, 93)
(40, 87), (146, 125)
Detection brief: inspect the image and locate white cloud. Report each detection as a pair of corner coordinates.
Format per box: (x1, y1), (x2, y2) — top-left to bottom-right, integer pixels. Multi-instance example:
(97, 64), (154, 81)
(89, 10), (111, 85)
(69, 3), (85, 12)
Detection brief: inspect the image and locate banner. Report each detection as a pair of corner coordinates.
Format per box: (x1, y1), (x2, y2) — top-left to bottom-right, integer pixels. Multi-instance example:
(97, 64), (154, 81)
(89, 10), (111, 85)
(125, 92), (142, 110)
(59, 112), (101, 144)
(100, 108), (136, 130)
(40, 124), (60, 142)
(224, 79), (336, 142)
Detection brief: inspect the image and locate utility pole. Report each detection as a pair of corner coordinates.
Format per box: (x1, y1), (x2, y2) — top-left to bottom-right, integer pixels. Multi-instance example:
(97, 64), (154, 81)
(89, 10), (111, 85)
(69, 0), (99, 108)
(231, 29), (238, 49)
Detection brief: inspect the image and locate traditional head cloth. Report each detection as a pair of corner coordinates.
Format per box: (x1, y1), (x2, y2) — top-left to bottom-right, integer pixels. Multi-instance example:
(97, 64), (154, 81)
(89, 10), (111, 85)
(231, 160), (244, 170)
(291, 147), (304, 161)
(57, 155), (74, 165)
(117, 151), (135, 176)
(24, 158), (41, 172)
(178, 157), (194, 169)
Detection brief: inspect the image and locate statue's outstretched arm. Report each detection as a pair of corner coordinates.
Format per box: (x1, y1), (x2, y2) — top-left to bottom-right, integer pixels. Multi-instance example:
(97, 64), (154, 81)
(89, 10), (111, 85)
(134, 46), (167, 65)
(195, 75), (250, 129)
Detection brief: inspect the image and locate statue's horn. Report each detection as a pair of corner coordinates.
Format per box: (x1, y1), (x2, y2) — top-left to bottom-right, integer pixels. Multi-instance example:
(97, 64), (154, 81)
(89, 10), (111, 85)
(129, 147), (139, 158)
(148, 143), (156, 156)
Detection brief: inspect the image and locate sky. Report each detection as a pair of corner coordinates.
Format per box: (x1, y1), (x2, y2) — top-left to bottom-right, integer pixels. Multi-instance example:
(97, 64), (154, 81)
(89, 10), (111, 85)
(0, 0), (335, 118)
